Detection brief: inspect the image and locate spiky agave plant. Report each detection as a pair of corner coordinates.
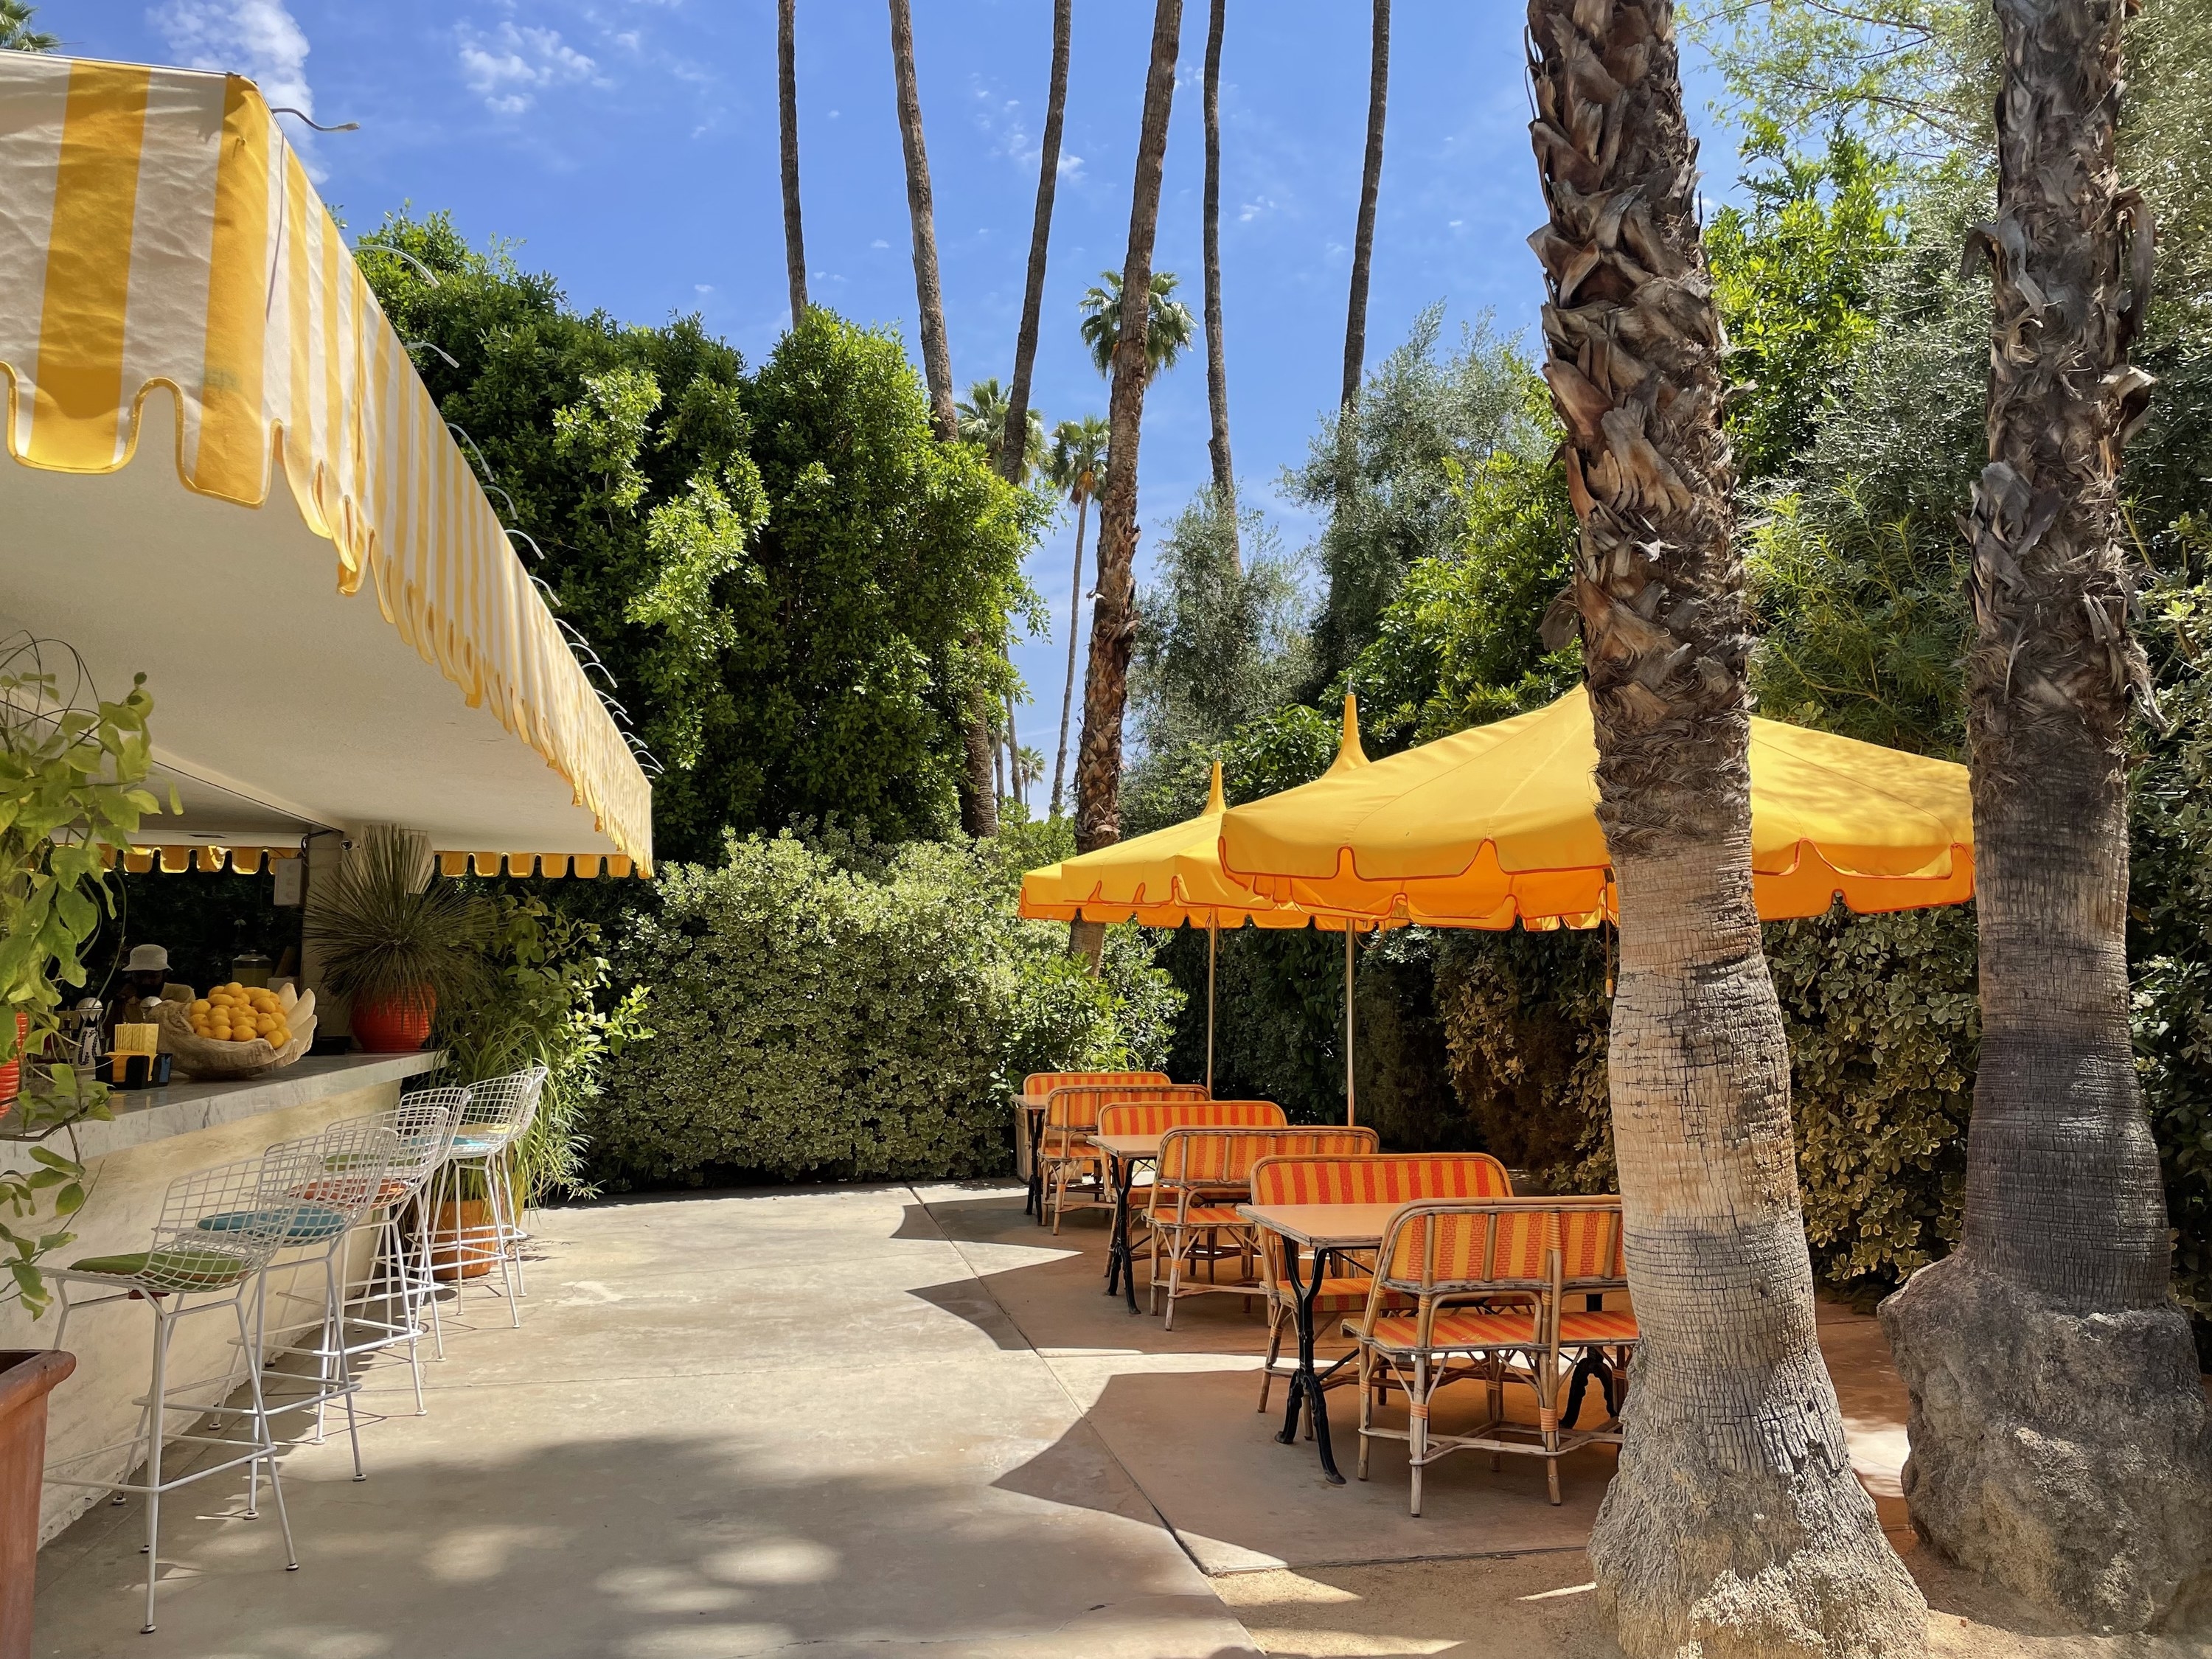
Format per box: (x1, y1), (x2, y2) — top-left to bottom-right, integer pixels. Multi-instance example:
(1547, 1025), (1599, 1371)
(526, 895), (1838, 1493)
(305, 826), (487, 1017)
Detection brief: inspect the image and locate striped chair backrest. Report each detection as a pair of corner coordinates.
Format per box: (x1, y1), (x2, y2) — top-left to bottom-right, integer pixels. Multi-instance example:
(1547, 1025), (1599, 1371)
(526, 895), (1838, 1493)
(1043, 1082), (1207, 1135)
(1023, 1070), (1168, 1099)
(1095, 1099), (1287, 1139)
(1377, 1199), (1625, 1298)
(1247, 1152), (1513, 1207)
(1155, 1125), (1378, 1192)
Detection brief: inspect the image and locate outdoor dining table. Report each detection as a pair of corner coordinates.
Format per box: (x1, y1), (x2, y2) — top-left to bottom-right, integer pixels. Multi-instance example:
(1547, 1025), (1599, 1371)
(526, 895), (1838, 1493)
(1235, 1200), (1401, 1485)
(1092, 1130), (1168, 1315)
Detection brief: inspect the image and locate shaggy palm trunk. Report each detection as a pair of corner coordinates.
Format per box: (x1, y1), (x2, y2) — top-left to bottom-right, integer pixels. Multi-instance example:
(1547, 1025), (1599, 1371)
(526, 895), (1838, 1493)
(1050, 487), (1091, 821)
(889, 0), (995, 836)
(1525, 5), (1927, 1655)
(778, 0), (807, 323)
(1202, 0), (1237, 569)
(1340, 0), (1388, 412)
(1070, 0), (1181, 969)
(1001, 0), (1071, 488)
(1879, 0), (2212, 1632)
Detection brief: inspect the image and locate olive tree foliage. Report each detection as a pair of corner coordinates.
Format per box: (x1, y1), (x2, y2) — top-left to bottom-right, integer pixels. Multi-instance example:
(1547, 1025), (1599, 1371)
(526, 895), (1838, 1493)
(1293, 306), (1553, 687)
(359, 212), (1037, 863)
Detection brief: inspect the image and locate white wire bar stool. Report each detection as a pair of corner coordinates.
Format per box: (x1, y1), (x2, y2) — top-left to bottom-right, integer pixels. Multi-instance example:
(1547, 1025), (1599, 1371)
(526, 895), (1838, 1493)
(246, 1119), (403, 1481)
(41, 1145), (338, 1633)
(425, 1065), (548, 1343)
(318, 1088), (467, 1411)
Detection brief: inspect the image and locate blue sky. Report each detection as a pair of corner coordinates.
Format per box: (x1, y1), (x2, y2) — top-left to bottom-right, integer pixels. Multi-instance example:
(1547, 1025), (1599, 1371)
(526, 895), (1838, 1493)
(62, 1), (1745, 768)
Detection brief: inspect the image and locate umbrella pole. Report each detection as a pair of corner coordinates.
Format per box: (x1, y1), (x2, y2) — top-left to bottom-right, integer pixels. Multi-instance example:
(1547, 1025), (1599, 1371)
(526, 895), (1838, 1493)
(1344, 925), (1356, 1127)
(1206, 917), (1217, 1096)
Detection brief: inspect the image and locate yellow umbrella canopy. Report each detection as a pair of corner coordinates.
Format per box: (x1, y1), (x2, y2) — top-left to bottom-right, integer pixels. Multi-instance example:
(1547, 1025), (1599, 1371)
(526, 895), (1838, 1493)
(1218, 687), (1974, 928)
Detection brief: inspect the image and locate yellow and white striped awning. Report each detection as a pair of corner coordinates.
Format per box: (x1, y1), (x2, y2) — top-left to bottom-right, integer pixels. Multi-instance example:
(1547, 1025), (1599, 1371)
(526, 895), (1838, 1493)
(0, 53), (652, 874)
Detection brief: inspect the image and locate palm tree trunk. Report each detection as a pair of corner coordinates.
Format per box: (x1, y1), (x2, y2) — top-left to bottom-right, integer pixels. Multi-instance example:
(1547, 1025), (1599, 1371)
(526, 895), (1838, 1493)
(889, 0), (995, 836)
(1339, 0), (1388, 412)
(778, 0), (807, 324)
(1202, 0), (1237, 570)
(1051, 490), (1090, 820)
(1002, 0), (1072, 487)
(889, 0), (956, 442)
(1525, 6), (1926, 1655)
(1005, 686), (1022, 810)
(1880, 0), (2212, 1631)
(1070, 0), (1182, 968)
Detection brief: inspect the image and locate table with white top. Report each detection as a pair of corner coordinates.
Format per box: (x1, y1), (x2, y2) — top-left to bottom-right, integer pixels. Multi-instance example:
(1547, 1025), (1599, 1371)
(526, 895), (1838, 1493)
(1235, 1200), (1400, 1484)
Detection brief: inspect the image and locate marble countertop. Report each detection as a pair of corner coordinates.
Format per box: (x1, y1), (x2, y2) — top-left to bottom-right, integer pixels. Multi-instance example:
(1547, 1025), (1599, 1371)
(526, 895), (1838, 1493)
(0, 1051), (442, 1164)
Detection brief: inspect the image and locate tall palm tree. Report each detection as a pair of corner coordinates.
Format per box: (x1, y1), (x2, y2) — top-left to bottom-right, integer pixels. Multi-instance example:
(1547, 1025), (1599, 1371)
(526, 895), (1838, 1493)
(1071, 0), (1183, 967)
(1045, 415), (1107, 820)
(1, 0), (57, 51)
(1340, 0), (1388, 411)
(956, 378), (1046, 484)
(888, 0), (995, 837)
(1077, 271), (1194, 382)
(1001, 0), (1073, 489)
(1202, 0), (1237, 571)
(1880, 0), (2212, 1631)
(888, 0), (957, 442)
(1523, 5), (1925, 1655)
(777, 0), (807, 324)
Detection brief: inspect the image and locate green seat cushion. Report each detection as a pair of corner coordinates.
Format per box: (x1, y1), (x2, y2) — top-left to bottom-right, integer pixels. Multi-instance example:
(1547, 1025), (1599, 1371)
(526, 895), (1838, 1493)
(68, 1248), (254, 1288)
(194, 1204), (348, 1242)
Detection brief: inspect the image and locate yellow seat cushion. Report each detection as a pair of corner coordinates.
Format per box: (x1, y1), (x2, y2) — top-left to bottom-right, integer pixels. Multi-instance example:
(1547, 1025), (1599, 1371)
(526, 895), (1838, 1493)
(1366, 1307), (1540, 1352)
(1559, 1307), (1639, 1343)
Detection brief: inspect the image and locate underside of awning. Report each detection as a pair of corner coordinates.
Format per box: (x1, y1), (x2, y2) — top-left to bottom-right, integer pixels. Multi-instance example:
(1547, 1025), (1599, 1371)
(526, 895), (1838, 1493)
(0, 53), (653, 874)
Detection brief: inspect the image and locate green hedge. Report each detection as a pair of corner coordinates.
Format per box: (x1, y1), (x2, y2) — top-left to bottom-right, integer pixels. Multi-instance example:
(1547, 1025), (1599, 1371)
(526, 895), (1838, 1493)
(590, 826), (1179, 1188)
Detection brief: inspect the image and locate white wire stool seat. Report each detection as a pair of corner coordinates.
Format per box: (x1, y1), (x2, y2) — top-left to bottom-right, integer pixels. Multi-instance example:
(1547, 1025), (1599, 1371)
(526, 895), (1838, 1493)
(244, 1119), (403, 1482)
(41, 1144), (341, 1633)
(426, 1065), (548, 1342)
(321, 1088), (467, 1411)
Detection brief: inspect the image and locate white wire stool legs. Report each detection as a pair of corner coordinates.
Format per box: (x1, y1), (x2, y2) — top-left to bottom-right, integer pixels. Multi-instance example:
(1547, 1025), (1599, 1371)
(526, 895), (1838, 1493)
(40, 1147), (326, 1634)
(426, 1066), (547, 1343)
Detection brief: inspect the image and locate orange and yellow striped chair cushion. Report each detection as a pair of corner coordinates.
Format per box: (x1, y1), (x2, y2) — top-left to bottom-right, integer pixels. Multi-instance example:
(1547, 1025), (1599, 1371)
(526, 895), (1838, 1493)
(1559, 1307), (1639, 1343)
(1249, 1152), (1513, 1208)
(1365, 1307), (1541, 1352)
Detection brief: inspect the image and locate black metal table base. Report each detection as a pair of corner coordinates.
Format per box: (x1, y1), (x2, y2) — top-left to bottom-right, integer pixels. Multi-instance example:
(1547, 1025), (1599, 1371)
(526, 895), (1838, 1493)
(1103, 1155), (1141, 1313)
(1274, 1241), (1349, 1483)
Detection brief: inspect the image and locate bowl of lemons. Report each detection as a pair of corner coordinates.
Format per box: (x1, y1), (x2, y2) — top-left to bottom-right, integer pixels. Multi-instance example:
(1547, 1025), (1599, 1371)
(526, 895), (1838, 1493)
(159, 982), (318, 1080)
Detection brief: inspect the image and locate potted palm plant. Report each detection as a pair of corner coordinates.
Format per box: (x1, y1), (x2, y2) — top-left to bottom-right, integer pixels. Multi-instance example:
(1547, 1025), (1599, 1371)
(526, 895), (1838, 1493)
(304, 826), (487, 1051)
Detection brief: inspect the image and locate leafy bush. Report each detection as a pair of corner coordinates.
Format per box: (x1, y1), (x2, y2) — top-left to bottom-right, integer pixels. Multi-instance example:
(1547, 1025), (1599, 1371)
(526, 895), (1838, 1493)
(592, 824), (1178, 1187)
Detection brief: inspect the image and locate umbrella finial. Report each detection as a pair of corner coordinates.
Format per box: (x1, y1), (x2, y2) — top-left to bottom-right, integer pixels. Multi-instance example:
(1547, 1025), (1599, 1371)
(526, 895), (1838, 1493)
(1332, 692), (1368, 771)
(1205, 759), (1227, 815)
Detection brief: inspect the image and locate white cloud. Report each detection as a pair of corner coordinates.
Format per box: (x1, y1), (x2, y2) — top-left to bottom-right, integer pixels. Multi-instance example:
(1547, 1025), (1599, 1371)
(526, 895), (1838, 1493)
(869, 238), (890, 249)
(456, 21), (597, 116)
(1238, 196), (1277, 223)
(694, 283), (713, 294)
(154, 1), (315, 117)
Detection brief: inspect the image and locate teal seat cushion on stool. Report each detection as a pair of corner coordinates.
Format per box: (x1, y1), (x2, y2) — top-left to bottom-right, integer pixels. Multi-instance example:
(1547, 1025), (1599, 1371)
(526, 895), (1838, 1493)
(67, 1247), (254, 1288)
(193, 1203), (349, 1242)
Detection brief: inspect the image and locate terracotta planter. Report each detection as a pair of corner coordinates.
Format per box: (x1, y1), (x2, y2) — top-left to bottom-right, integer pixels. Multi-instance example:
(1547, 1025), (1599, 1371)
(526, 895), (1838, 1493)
(1, 1351), (74, 1659)
(429, 1199), (493, 1281)
(350, 989), (436, 1053)
(0, 1012), (27, 1106)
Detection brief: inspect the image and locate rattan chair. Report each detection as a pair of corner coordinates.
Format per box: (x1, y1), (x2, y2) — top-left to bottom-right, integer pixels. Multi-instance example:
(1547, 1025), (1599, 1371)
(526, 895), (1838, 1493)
(1037, 1082), (1206, 1232)
(1247, 1152), (1513, 1412)
(1146, 1126), (1376, 1326)
(1349, 1197), (1633, 1512)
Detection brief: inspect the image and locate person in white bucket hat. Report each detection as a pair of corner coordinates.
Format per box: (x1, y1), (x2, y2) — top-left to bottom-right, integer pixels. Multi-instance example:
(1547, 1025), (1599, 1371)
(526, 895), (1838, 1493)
(105, 944), (175, 1043)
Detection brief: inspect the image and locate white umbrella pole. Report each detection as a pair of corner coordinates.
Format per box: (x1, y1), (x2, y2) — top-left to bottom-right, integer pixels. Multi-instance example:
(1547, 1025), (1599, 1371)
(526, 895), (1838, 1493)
(1206, 916), (1217, 1096)
(1344, 925), (1356, 1127)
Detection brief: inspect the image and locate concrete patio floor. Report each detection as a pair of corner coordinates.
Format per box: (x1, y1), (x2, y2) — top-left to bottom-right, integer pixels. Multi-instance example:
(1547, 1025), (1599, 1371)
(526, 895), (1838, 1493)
(29, 1181), (2198, 1658)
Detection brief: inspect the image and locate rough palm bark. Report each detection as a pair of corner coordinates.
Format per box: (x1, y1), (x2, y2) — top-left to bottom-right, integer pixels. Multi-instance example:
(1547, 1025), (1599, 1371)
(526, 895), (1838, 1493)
(1524, 4), (1927, 1655)
(1070, 0), (1182, 968)
(778, 0), (807, 324)
(1001, 0), (1072, 490)
(1048, 422), (1105, 822)
(889, 0), (994, 835)
(1880, 0), (2212, 1633)
(1202, 0), (1238, 569)
(1340, 0), (1389, 412)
